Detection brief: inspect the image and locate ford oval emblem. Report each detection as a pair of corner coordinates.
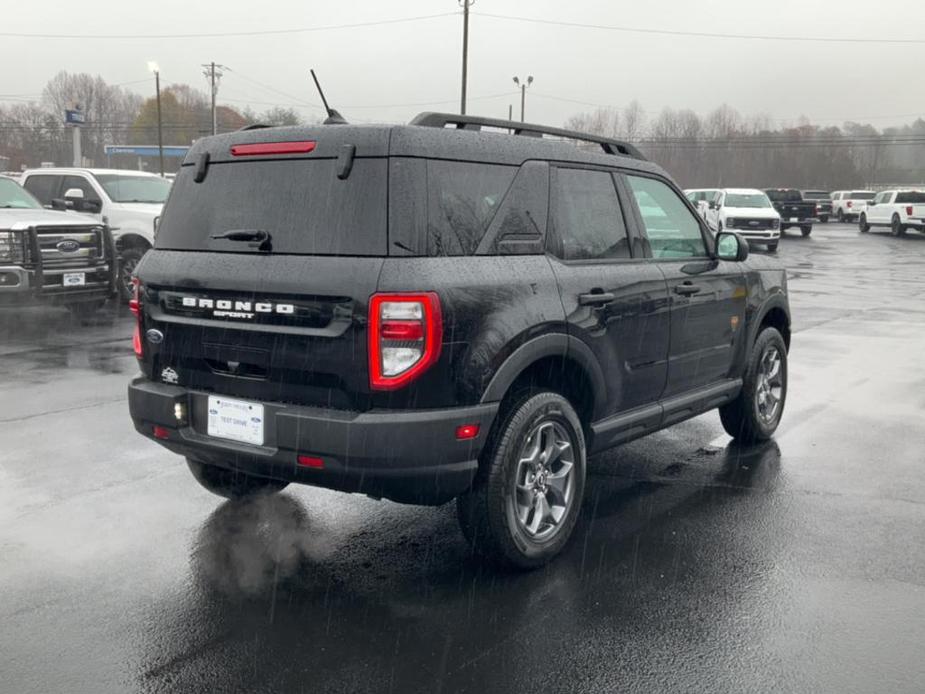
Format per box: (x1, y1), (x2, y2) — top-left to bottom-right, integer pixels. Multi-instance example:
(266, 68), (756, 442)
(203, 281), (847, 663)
(146, 329), (164, 344)
(56, 239), (80, 253)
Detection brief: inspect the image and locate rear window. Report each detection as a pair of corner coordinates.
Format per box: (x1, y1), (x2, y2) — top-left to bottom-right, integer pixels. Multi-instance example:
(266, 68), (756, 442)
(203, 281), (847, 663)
(896, 192), (925, 203)
(851, 191), (876, 200)
(766, 189), (802, 202)
(155, 158), (387, 255)
(802, 191), (829, 199)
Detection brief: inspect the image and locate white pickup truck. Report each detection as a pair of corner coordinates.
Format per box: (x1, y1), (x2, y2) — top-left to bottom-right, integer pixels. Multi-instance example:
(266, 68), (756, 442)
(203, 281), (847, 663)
(20, 168), (170, 299)
(858, 189), (925, 236)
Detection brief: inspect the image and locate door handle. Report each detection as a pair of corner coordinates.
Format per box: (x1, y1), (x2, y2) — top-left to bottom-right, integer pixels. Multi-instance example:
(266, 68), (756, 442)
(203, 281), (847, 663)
(578, 291), (615, 306)
(673, 282), (702, 296)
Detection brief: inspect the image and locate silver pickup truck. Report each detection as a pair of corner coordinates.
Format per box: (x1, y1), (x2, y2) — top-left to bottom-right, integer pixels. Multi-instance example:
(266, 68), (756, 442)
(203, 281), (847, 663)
(0, 177), (116, 319)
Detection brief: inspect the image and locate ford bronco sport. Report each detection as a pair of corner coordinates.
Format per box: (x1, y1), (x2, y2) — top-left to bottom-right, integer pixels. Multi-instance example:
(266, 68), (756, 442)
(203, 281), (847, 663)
(127, 113), (791, 568)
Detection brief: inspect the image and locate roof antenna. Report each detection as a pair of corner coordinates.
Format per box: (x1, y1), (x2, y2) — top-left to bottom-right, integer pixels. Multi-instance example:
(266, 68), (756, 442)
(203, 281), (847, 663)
(310, 69), (347, 125)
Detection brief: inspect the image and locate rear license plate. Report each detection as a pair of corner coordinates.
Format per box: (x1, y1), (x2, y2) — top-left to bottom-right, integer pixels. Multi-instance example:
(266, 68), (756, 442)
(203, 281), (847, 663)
(63, 272), (85, 287)
(207, 396), (265, 445)
(789, 217), (798, 222)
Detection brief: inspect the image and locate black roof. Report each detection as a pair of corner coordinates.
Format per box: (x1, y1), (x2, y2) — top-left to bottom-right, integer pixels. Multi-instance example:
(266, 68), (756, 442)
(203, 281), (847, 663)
(182, 112), (663, 176)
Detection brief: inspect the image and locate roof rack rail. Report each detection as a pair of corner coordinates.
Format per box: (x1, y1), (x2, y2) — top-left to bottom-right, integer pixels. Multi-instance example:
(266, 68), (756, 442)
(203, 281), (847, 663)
(409, 112), (646, 160)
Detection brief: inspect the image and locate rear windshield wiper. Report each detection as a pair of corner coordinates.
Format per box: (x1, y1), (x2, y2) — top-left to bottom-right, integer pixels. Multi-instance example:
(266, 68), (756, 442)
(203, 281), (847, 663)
(210, 229), (272, 251)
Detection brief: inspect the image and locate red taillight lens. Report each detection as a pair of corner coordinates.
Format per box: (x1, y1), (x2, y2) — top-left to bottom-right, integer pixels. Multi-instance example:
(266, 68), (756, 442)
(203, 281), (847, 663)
(368, 292), (442, 390)
(906, 205), (913, 216)
(153, 425), (170, 440)
(847, 201), (853, 208)
(230, 141), (316, 157)
(455, 424), (480, 440)
(131, 278), (143, 359)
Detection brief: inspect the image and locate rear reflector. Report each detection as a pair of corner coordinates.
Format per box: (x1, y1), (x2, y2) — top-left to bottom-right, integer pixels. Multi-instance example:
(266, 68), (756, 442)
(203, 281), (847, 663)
(297, 455), (324, 469)
(153, 425), (170, 440)
(230, 141), (316, 157)
(132, 324), (143, 358)
(455, 424), (480, 440)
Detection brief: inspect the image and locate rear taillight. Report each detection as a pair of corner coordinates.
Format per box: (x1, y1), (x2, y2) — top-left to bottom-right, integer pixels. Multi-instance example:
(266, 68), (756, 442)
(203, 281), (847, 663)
(906, 205), (914, 216)
(130, 277), (143, 359)
(847, 201), (853, 208)
(368, 293), (442, 390)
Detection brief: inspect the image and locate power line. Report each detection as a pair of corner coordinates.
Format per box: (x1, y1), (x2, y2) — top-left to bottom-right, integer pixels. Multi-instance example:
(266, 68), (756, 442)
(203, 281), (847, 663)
(474, 11), (925, 45)
(0, 12), (458, 39)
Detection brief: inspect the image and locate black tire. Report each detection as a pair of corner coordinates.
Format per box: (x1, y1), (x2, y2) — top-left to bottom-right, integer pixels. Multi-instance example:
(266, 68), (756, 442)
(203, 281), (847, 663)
(720, 327), (788, 444)
(187, 458), (289, 499)
(890, 215), (906, 237)
(118, 246), (148, 302)
(837, 209), (845, 223)
(819, 215), (828, 223)
(767, 242), (779, 253)
(67, 300), (107, 324)
(859, 214), (870, 233)
(457, 391), (587, 570)
(800, 225), (812, 237)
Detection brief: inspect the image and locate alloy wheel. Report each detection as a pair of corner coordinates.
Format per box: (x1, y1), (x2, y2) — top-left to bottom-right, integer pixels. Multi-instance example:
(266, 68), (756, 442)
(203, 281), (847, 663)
(755, 346), (784, 425)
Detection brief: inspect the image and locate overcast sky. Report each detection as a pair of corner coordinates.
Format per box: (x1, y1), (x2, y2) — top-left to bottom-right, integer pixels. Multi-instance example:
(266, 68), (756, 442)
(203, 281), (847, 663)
(2, 0), (924, 130)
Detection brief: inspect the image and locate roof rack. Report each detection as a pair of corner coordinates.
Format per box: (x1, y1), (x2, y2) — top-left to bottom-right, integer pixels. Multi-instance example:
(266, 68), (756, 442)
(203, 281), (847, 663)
(410, 112), (646, 160)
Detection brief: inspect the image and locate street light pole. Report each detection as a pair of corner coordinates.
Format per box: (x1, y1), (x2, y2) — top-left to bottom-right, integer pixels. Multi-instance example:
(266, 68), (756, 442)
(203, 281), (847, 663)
(148, 62), (164, 177)
(459, 0), (473, 115)
(512, 75), (533, 122)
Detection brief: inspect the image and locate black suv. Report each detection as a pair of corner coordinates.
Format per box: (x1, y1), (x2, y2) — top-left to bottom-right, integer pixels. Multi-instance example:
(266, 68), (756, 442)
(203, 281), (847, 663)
(128, 113), (790, 568)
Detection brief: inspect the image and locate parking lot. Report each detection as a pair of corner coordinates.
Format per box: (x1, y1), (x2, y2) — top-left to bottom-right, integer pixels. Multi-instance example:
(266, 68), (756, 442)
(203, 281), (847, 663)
(2, 222), (924, 693)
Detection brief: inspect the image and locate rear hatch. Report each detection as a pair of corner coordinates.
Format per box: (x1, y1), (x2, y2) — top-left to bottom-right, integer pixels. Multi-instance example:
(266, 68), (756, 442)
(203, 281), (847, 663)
(137, 126), (389, 411)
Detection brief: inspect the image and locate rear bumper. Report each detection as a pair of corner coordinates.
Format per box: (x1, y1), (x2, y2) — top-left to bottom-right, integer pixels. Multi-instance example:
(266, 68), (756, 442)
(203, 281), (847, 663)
(128, 378), (499, 505)
(0, 264), (114, 306)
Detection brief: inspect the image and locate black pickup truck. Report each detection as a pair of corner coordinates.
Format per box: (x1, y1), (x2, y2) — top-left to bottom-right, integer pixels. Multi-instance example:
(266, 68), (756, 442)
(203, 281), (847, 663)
(765, 188), (816, 236)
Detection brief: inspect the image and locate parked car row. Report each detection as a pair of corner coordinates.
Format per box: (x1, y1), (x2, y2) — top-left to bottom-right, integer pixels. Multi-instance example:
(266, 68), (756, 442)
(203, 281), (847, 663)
(685, 185), (925, 247)
(0, 168), (169, 317)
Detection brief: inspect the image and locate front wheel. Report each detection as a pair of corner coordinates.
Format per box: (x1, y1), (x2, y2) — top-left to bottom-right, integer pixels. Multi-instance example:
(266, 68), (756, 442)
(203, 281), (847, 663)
(720, 327), (788, 443)
(457, 391), (586, 570)
(859, 214), (870, 233)
(800, 225), (812, 237)
(187, 458), (289, 499)
(767, 242), (779, 253)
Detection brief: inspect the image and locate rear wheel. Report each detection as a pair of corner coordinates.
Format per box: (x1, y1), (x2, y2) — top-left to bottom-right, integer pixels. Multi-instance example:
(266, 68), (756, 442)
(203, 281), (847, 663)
(800, 225), (812, 237)
(859, 214), (870, 233)
(819, 215), (829, 223)
(720, 328), (788, 443)
(187, 458), (289, 499)
(457, 391), (586, 570)
(891, 215), (907, 237)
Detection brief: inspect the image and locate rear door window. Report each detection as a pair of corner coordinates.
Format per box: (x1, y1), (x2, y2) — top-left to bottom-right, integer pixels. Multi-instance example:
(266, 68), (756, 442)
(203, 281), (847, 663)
(548, 168), (630, 261)
(22, 174), (60, 206)
(155, 158), (388, 255)
(627, 175), (707, 259)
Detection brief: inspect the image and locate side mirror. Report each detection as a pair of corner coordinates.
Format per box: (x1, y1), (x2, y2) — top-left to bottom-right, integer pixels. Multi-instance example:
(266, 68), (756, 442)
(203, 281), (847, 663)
(716, 231), (749, 262)
(867, 201), (876, 206)
(708, 201), (717, 210)
(64, 187), (85, 201)
(50, 198), (69, 211)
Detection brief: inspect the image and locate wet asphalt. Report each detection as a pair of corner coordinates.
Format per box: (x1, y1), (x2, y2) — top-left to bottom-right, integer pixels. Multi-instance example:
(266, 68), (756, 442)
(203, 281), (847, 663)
(1, 223), (924, 693)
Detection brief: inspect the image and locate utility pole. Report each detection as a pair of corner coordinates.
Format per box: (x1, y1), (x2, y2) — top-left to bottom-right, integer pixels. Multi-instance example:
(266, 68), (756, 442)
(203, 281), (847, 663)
(512, 76), (533, 122)
(202, 62), (227, 135)
(148, 62), (165, 177)
(459, 0), (473, 115)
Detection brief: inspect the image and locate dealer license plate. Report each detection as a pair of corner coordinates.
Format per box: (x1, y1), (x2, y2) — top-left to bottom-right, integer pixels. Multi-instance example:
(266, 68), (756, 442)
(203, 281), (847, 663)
(63, 272), (85, 287)
(207, 396), (265, 445)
